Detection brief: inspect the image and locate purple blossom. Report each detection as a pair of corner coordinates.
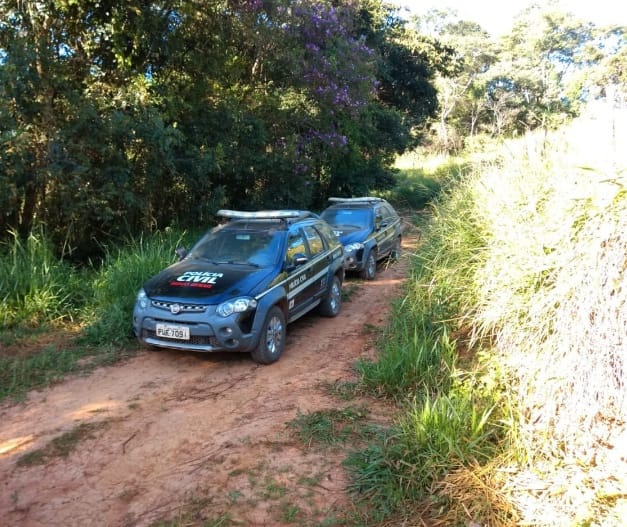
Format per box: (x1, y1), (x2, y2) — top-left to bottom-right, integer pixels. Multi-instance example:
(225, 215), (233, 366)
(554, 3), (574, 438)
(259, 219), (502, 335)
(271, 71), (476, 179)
(229, 0), (263, 12)
(286, 1), (377, 113)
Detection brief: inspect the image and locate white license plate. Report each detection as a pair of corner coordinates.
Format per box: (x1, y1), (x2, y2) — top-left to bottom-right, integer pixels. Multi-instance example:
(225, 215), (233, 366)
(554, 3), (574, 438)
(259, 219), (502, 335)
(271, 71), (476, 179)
(156, 324), (190, 340)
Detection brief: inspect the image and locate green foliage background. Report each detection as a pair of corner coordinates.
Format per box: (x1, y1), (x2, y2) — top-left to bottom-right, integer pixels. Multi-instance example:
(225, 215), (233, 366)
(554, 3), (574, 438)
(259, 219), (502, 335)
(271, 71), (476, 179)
(0, 0), (454, 260)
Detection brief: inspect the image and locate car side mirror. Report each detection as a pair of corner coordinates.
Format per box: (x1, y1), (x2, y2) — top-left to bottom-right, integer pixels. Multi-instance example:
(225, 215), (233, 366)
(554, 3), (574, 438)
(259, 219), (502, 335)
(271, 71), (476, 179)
(292, 253), (308, 266)
(175, 247), (187, 261)
(375, 214), (383, 230)
(286, 252), (308, 271)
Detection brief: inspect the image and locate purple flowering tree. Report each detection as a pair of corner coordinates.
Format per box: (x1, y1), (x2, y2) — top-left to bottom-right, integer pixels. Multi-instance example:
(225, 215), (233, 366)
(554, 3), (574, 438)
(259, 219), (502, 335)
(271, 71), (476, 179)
(281, 1), (378, 179)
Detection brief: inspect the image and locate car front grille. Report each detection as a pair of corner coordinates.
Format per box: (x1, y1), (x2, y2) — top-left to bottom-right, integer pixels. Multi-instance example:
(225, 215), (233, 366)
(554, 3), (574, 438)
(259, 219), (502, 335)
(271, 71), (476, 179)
(151, 300), (207, 313)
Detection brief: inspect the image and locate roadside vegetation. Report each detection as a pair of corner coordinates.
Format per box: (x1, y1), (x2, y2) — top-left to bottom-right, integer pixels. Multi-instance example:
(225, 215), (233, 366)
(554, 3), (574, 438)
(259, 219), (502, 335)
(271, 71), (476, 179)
(343, 109), (626, 526)
(2, 111), (626, 526)
(0, 228), (197, 399)
(2, 0), (626, 525)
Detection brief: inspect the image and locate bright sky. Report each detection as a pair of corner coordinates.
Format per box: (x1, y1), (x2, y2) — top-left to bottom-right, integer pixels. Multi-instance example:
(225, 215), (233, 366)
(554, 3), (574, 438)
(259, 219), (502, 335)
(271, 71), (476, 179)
(397, 0), (627, 35)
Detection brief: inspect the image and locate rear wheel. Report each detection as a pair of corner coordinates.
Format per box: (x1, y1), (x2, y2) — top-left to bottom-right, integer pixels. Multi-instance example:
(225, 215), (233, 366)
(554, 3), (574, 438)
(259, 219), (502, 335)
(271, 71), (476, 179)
(390, 236), (401, 261)
(318, 275), (342, 317)
(360, 249), (377, 280)
(251, 306), (286, 364)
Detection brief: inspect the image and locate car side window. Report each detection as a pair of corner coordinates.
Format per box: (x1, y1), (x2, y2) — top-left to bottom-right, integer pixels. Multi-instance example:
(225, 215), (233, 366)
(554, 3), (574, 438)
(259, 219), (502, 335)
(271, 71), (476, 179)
(315, 222), (340, 248)
(382, 204), (397, 221)
(286, 228), (308, 264)
(374, 206), (384, 227)
(303, 225), (324, 256)
(377, 204), (394, 225)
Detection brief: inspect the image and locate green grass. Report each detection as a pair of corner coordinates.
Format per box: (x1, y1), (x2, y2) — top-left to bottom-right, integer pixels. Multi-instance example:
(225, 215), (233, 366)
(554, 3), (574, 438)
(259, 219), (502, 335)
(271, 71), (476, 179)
(262, 478), (289, 499)
(150, 513), (234, 527)
(340, 282), (359, 302)
(322, 379), (361, 401)
(80, 228), (191, 345)
(345, 187), (495, 521)
(279, 501), (302, 522)
(341, 143), (520, 522)
(287, 406), (371, 448)
(461, 118), (627, 525)
(0, 227), (193, 402)
(0, 229), (87, 329)
(347, 112), (627, 526)
(355, 178), (487, 402)
(17, 421), (110, 466)
(0, 343), (87, 401)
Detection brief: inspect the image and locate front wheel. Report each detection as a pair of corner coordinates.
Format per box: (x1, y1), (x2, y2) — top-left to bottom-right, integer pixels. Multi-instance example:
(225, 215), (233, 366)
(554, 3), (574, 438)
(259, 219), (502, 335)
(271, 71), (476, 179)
(318, 275), (342, 317)
(360, 249), (377, 280)
(251, 306), (286, 365)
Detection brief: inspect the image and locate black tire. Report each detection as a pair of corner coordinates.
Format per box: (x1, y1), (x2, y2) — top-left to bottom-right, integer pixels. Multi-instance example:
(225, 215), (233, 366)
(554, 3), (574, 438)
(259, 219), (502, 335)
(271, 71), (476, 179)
(318, 275), (342, 317)
(390, 236), (401, 261)
(360, 249), (377, 280)
(251, 306), (286, 364)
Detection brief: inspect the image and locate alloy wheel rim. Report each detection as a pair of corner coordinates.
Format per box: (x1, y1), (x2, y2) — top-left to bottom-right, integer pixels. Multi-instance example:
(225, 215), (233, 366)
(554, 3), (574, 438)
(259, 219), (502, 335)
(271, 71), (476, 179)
(266, 316), (283, 354)
(367, 255), (376, 276)
(330, 282), (340, 312)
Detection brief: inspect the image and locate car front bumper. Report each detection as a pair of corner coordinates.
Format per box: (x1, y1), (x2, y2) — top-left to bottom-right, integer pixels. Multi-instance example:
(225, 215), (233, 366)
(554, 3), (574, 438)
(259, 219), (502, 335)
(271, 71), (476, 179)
(342, 248), (365, 271)
(132, 302), (257, 353)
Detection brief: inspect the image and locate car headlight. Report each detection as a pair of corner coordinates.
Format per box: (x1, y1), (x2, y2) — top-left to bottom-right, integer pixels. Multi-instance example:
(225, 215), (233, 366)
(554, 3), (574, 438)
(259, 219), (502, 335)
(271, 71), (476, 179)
(136, 288), (149, 310)
(217, 297), (258, 317)
(344, 242), (364, 253)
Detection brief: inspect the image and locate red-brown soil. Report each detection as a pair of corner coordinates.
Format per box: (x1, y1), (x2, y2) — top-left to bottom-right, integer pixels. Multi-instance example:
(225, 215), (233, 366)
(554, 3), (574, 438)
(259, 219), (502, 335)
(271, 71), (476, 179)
(0, 230), (417, 527)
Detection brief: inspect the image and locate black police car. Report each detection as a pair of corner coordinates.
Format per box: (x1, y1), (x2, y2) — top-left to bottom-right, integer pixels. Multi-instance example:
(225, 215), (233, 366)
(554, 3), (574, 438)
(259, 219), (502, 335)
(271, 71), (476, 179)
(132, 210), (344, 364)
(320, 197), (401, 280)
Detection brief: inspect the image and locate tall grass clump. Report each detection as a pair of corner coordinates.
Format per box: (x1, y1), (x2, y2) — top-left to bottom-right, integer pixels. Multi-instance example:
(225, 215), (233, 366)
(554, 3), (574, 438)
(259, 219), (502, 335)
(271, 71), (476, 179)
(466, 108), (627, 526)
(0, 229), (85, 329)
(346, 370), (505, 522)
(349, 165), (508, 522)
(357, 166), (490, 398)
(81, 228), (190, 345)
(350, 108), (626, 526)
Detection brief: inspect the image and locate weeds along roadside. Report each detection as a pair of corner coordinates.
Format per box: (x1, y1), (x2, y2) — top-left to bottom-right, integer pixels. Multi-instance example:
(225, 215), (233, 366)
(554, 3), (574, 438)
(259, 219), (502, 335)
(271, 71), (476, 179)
(345, 165), (512, 525)
(467, 118), (627, 526)
(346, 113), (627, 526)
(0, 228), (193, 401)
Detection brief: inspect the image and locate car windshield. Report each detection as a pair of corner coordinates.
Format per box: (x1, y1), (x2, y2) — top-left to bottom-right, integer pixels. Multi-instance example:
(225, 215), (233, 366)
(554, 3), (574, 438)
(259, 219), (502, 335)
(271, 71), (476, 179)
(321, 208), (372, 229)
(188, 227), (283, 267)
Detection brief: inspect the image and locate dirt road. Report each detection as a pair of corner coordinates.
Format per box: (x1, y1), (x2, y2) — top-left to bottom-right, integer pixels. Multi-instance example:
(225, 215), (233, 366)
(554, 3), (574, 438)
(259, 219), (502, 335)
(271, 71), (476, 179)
(0, 231), (416, 527)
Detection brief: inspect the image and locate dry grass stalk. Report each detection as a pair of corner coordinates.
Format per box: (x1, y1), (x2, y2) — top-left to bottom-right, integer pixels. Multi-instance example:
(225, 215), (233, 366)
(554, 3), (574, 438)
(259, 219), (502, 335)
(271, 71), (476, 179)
(467, 110), (627, 525)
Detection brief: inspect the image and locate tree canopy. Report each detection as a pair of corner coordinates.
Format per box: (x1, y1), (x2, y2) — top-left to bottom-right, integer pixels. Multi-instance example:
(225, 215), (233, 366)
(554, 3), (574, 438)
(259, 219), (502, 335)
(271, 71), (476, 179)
(414, 4), (626, 149)
(0, 0), (453, 260)
(1, 1), (624, 260)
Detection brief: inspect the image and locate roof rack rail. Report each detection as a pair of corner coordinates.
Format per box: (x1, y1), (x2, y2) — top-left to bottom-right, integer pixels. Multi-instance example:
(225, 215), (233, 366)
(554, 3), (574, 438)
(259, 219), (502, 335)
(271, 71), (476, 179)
(217, 209), (315, 221)
(328, 196), (384, 203)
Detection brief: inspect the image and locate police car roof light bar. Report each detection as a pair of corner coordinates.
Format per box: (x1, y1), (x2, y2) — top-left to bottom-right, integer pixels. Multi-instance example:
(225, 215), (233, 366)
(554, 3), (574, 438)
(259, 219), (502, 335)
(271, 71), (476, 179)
(328, 197), (384, 203)
(217, 209), (308, 220)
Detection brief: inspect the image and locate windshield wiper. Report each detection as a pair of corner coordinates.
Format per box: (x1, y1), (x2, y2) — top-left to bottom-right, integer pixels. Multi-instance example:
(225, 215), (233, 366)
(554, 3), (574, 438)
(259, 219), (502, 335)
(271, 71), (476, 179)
(215, 260), (260, 268)
(190, 256), (219, 264)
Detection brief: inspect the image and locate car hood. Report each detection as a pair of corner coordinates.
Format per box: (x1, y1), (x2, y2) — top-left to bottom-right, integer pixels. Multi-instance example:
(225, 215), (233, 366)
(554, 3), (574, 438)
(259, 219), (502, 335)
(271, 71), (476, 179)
(143, 259), (275, 303)
(332, 226), (370, 246)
